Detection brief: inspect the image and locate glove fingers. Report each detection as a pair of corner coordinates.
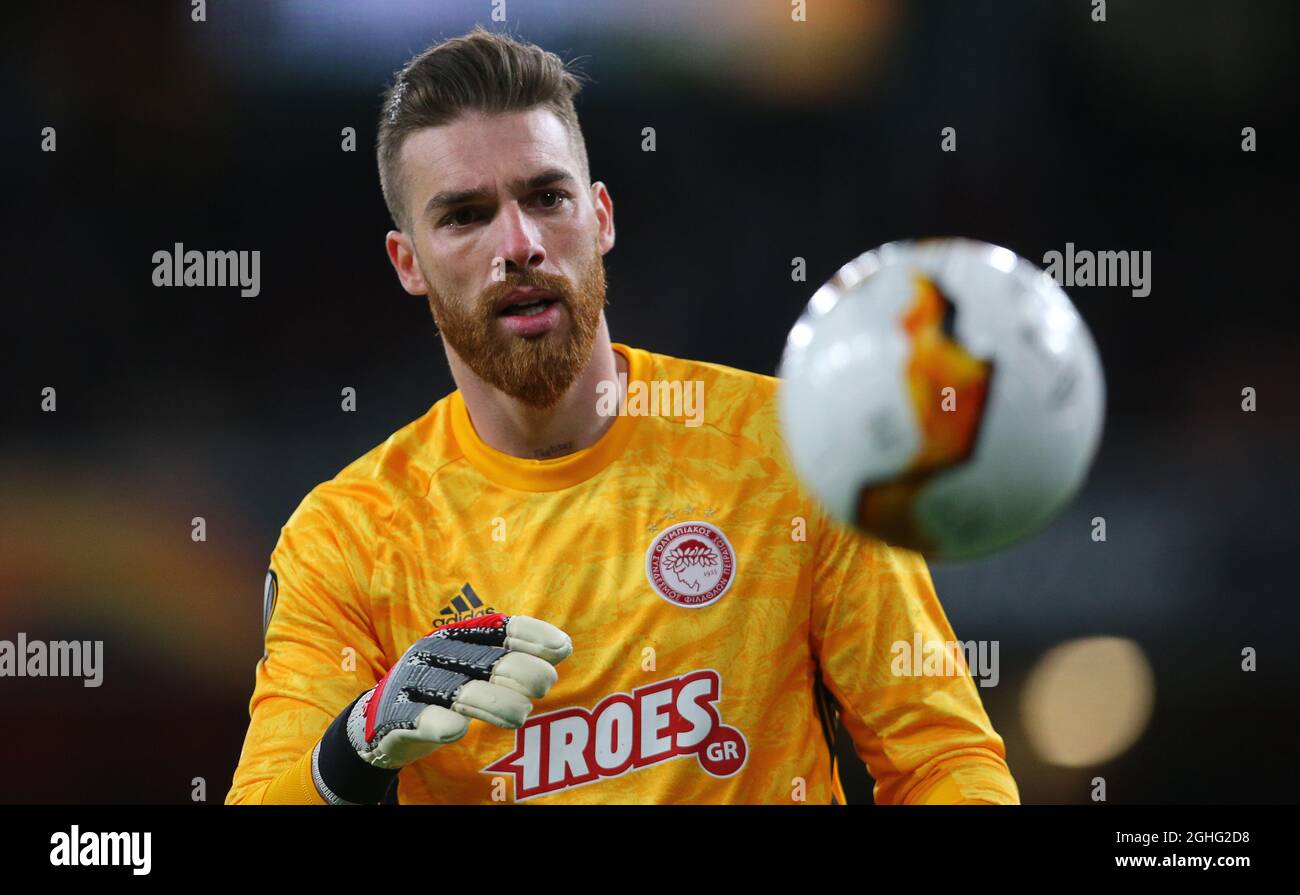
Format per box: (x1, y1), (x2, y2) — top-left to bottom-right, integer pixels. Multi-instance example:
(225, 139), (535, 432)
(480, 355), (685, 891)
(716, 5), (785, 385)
(366, 705), (469, 769)
(408, 639), (507, 678)
(453, 679), (533, 728)
(490, 651), (559, 699)
(415, 702), (472, 743)
(503, 616), (574, 665)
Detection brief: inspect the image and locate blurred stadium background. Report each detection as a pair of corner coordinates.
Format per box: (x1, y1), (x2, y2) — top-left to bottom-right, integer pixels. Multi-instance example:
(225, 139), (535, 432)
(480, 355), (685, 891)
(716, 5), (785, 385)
(2, 0), (1297, 803)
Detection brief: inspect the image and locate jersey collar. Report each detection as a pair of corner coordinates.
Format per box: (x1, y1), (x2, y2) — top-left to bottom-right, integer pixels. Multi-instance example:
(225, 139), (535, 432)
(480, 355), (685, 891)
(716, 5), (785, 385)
(449, 342), (643, 492)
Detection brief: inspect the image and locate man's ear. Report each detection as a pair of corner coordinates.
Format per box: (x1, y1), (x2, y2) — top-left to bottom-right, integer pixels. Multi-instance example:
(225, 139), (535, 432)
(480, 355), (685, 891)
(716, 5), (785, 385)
(591, 181), (615, 255)
(386, 230), (429, 296)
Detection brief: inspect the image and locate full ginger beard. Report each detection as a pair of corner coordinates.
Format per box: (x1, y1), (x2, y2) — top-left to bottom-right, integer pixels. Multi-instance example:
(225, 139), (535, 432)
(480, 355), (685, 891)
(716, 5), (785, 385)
(425, 247), (607, 410)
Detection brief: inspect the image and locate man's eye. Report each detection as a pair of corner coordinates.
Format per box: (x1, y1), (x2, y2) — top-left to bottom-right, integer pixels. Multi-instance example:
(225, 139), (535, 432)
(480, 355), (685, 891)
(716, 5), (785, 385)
(535, 191), (564, 209)
(445, 208), (479, 228)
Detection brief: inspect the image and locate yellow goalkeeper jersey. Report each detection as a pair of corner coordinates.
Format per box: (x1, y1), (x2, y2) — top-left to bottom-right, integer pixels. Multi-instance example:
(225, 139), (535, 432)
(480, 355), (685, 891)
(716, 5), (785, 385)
(226, 342), (1018, 805)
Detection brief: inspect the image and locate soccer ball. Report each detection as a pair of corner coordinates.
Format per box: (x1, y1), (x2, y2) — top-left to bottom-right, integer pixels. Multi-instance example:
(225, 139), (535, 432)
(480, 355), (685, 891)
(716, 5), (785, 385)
(777, 239), (1105, 560)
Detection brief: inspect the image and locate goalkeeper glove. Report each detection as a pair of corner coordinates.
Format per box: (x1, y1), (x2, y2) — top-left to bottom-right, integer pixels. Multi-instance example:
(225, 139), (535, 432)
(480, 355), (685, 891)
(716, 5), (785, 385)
(310, 612), (572, 805)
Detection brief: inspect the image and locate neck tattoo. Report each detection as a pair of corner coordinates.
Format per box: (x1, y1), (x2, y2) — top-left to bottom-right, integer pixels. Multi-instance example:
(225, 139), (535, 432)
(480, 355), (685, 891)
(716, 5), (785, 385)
(532, 441), (574, 460)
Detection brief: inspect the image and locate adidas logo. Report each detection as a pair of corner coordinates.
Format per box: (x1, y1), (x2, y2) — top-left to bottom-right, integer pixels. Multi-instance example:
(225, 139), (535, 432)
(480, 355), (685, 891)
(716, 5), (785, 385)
(432, 583), (496, 628)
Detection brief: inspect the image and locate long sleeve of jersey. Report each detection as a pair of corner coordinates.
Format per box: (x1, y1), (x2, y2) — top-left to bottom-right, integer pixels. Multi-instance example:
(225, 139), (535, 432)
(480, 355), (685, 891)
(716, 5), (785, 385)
(808, 505), (1020, 805)
(225, 483), (391, 805)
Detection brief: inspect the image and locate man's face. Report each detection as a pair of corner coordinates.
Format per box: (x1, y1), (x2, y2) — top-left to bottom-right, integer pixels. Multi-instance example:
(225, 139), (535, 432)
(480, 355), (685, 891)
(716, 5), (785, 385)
(389, 108), (614, 409)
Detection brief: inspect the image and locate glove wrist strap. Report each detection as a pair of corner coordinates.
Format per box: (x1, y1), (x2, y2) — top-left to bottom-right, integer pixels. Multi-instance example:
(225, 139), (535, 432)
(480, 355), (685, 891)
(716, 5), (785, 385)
(314, 694), (400, 805)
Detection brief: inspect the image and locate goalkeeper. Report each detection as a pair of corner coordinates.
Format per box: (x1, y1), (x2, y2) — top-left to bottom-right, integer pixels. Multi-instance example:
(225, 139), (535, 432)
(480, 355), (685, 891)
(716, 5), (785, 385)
(226, 28), (1019, 805)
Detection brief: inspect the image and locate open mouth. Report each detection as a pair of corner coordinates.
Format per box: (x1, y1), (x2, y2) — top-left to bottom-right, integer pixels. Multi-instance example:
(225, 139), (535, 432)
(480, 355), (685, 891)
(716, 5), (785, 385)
(498, 297), (559, 318)
(496, 288), (561, 318)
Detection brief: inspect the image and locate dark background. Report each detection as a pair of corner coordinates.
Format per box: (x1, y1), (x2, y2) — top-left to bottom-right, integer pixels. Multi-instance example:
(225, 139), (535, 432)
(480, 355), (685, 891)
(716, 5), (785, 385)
(1, 0), (1297, 803)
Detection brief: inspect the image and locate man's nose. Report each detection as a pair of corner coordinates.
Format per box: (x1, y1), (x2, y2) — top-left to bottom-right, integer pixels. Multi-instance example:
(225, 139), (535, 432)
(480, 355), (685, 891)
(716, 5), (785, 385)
(493, 202), (546, 275)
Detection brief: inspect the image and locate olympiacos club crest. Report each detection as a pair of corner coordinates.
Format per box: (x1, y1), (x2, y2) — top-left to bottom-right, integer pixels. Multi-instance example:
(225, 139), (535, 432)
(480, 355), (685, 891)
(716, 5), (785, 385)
(645, 521), (736, 608)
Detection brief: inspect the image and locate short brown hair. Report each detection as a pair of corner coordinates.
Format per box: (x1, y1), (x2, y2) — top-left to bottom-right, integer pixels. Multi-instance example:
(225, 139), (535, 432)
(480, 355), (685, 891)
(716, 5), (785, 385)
(377, 27), (590, 232)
